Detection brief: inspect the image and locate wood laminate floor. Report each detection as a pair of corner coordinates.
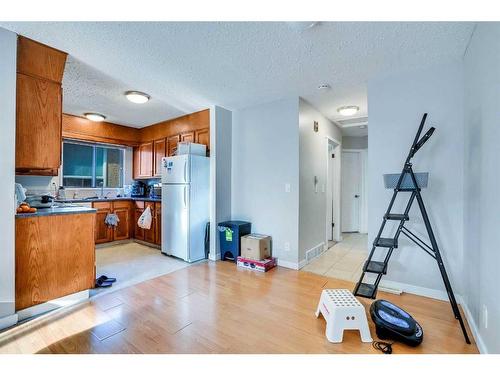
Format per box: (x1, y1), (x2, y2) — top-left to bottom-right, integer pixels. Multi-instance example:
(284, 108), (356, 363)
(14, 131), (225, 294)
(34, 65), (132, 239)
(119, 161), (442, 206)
(0, 261), (478, 354)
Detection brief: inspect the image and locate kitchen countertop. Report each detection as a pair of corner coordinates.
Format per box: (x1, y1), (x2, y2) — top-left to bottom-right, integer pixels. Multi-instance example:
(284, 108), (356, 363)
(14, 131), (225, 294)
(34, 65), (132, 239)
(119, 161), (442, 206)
(57, 197), (161, 203)
(16, 206), (97, 218)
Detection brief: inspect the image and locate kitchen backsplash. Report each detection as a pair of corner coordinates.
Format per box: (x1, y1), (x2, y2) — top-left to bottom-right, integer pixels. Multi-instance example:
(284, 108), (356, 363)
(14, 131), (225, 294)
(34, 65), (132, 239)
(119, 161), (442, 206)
(16, 175), (161, 200)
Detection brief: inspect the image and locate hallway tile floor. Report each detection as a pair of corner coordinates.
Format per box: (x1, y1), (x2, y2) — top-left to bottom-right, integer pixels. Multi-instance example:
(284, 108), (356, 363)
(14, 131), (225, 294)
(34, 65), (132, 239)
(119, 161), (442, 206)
(302, 233), (368, 282)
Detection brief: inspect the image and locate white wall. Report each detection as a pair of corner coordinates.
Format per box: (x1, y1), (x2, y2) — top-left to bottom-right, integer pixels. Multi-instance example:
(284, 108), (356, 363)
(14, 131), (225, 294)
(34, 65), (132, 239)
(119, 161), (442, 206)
(463, 23), (500, 354)
(209, 105), (232, 260)
(343, 136), (368, 150)
(232, 98), (300, 267)
(368, 61), (465, 293)
(299, 99), (342, 263)
(0, 27), (17, 324)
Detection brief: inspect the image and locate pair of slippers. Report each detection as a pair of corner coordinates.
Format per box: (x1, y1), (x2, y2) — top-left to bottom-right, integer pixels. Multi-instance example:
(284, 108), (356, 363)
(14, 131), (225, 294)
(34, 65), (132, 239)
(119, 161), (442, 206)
(95, 275), (117, 288)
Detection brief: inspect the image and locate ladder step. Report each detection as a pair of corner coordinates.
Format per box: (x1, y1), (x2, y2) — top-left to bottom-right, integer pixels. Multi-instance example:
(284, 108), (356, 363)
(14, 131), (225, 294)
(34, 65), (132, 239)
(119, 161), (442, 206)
(375, 237), (398, 248)
(364, 260), (387, 274)
(396, 188), (418, 192)
(354, 282), (378, 299)
(385, 213), (409, 221)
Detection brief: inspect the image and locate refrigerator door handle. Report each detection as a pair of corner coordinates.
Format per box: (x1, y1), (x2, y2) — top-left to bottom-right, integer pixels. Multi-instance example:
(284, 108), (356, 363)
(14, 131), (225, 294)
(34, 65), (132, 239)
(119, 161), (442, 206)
(183, 160), (188, 183)
(183, 186), (187, 208)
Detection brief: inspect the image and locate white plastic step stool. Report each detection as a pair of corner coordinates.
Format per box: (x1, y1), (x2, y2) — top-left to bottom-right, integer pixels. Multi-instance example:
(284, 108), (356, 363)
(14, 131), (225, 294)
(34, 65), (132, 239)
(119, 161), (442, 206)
(315, 289), (372, 343)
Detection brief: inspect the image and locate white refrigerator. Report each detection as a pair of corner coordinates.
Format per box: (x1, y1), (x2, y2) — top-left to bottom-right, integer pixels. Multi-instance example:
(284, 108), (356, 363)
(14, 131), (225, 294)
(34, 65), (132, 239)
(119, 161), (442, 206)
(161, 154), (209, 262)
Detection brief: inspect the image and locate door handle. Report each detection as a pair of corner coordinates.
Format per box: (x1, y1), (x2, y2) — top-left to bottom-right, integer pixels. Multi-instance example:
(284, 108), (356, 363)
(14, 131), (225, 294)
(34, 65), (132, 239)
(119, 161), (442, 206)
(354, 195), (360, 198)
(183, 161), (187, 182)
(183, 186), (187, 208)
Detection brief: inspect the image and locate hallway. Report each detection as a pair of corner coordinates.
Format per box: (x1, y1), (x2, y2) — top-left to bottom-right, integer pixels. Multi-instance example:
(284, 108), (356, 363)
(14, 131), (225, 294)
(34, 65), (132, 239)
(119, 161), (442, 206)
(302, 233), (368, 282)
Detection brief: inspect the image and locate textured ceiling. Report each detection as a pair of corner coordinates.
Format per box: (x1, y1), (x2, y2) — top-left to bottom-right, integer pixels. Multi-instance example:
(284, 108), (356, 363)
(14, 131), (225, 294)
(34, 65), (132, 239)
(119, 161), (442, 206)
(0, 22), (474, 128)
(63, 56), (184, 126)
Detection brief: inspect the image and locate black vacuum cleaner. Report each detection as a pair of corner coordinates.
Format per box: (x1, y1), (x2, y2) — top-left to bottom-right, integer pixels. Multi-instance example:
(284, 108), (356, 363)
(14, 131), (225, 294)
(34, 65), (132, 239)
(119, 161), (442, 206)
(370, 300), (423, 347)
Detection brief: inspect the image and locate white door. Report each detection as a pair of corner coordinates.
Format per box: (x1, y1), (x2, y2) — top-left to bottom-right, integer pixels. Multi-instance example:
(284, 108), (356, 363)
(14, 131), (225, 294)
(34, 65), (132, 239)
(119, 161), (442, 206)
(162, 184), (189, 260)
(341, 151), (361, 232)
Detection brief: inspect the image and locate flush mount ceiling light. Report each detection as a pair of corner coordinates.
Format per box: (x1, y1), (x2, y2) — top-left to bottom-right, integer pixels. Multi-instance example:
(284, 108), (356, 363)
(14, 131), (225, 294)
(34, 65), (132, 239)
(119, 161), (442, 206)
(337, 106), (359, 117)
(84, 113), (106, 122)
(125, 90), (150, 104)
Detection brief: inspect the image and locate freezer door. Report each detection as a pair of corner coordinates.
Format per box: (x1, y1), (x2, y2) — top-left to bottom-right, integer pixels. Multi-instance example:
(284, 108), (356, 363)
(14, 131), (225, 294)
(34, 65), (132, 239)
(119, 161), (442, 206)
(161, 155), (190, 184)
(162, 184), (189, 260)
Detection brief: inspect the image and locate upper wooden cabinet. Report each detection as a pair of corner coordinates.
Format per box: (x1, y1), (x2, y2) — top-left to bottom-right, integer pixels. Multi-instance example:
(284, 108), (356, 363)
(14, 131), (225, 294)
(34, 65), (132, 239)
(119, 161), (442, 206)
(133, 141), (154, 179)
(15, 36), (67, 175)
(154, 138), (166, 177)
(166, 134), (180, 157)
(16, 73), (63, 173)
(17, 36), (67, 83)
(195, 128), (210, 150)
(180, 131), (195, 143)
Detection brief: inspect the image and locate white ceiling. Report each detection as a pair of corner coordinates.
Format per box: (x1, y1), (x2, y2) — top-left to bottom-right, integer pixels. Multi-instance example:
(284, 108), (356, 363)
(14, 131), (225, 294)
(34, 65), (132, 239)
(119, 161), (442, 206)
(0, 22), (474, 128)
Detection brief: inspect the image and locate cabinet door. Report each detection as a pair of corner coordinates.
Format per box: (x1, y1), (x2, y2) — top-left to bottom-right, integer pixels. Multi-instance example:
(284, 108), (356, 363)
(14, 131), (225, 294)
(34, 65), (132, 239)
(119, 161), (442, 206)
(154, 138), (166, 177)
(180, 131), (195, 143)
(155, 202), (162, 245)
(94, 207), (113, 244)
(113, 207), (130, 241)
(144, 202), (156, 243)
(134, 209), (145, 240)
(195, 128), (210, 150)
(16, 73), (62, 172)
(166, 134), (180, 156)
(134, 142), (154, 179)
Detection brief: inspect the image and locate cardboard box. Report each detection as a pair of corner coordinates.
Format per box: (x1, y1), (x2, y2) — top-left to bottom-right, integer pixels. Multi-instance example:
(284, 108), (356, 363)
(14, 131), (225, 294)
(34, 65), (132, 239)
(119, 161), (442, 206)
(237, 257), (277, 272)
(241, 234), (271, 260)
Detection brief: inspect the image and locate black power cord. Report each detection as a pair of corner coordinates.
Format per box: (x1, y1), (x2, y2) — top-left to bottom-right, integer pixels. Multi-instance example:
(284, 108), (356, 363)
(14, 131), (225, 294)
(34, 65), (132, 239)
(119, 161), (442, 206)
(372, 340), (395, 354)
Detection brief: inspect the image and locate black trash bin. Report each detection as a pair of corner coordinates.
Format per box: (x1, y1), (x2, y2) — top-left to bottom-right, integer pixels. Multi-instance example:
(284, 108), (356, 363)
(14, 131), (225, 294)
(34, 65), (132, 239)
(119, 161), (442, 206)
(218, 221), (251, 261)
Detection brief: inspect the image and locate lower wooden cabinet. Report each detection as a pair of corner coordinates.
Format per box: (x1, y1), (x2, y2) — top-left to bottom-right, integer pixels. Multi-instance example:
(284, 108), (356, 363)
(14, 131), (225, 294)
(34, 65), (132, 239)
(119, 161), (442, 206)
(92, 200), (161, 246)
(15, 213), (95, 311)
(155, 202), (162, 245)
(92, 201), (132, 243)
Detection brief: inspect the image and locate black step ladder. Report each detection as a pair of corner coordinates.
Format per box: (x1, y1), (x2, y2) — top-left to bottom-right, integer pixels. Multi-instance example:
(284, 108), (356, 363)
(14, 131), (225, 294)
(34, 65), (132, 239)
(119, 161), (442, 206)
(353, 113), (471, 344)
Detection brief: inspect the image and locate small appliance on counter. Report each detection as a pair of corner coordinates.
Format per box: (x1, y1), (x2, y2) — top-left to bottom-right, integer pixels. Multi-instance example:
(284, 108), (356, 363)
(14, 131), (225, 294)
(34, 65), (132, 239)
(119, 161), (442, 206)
(25, 194), (55, 208)
(131, 181), (146, 197)
(149, 183), (162, 199)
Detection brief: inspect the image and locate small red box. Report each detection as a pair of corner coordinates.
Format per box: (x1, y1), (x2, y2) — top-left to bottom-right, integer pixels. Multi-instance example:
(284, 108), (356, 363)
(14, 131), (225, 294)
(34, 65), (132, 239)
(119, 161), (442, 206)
(237, 256), (277, 272)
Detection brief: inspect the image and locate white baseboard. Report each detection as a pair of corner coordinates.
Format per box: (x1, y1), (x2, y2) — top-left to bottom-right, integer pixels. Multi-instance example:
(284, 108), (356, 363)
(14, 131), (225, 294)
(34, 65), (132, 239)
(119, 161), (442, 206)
(17, 290), (89, 322)
(209, 252), (221, 261)
(0, 313), (18, 331)
(460, 300), (488, 354)
(298, 259), (308, 269)
(277, 259), (300, 270)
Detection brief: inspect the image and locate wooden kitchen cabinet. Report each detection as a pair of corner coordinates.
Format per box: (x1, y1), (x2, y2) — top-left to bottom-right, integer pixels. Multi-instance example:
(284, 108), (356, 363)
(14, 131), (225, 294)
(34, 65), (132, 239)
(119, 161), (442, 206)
(180, 131), (195, 143)
(113, 201), (131, 241)
(144, 202), (156, 243)
(15, 36), (67, 175)
(15, 213), (95, 311)
(154, 138), (166, 177)
(166, 134), (180, 156)
(92, 201), (132, 243)
(195, 128), (210, 151)
(134, 201), (145, 240)
(133, 141), (154, 179)
(155, 202), (162, 245)
(16, 73), (63, 173)
(93, 202), (113, 243)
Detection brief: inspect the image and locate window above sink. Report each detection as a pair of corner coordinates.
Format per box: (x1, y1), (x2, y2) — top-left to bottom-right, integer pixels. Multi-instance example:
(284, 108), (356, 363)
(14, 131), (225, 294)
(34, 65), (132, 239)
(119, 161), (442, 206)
(62, 140), (125, 188)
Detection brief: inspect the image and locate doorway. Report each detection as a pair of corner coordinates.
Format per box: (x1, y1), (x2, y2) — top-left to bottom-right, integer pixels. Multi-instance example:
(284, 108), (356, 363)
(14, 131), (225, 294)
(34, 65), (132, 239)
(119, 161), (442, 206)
(341, 151), (361, 232)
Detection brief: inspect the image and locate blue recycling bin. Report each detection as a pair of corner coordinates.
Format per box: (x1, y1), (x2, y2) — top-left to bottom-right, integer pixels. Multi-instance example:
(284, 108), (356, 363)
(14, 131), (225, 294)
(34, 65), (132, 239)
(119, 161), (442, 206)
(218, 221), (251, 261)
